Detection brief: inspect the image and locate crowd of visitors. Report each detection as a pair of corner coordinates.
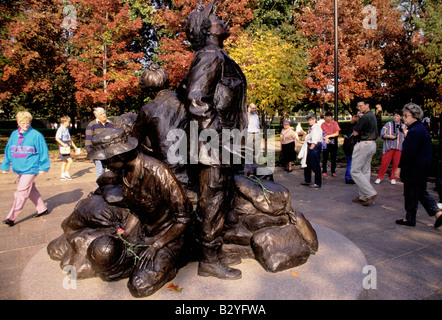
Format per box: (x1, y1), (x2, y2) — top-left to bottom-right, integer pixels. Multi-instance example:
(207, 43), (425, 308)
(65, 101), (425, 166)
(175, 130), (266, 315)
(2, 101), (442, 230)
(279, 100), (442, 229)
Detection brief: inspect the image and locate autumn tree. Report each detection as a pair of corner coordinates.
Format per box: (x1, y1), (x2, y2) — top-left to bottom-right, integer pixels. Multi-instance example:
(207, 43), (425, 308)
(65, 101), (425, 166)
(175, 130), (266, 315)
(414, 0), (441, 112)
(68, 0), (143, 115)
(227, 29), (308, 125)
(122, 0), (160, 65)
(400, 0), (441, 113)
(153, 0), (255, 86)
(0, 0), (75, 118)
(250, 0), (311, 42)
(298, 0), (405, 113)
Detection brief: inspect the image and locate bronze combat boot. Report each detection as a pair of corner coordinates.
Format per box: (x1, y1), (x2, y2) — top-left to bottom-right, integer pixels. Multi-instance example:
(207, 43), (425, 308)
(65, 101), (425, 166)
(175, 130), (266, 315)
(198, 247), (242, 280)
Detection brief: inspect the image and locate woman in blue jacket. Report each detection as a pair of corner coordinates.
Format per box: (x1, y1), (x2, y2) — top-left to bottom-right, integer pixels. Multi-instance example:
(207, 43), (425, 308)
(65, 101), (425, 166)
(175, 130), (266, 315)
(395, 103), (442, 228)
(1, 111), (50, 226)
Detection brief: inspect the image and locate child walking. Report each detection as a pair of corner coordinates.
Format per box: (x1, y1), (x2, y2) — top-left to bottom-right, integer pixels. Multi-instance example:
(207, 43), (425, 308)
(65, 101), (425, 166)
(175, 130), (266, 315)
(55, 116), (79, 180)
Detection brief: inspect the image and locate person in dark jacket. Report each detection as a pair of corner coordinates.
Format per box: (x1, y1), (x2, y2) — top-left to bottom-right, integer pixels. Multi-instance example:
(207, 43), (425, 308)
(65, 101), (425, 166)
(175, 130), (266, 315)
(395, 103), (442, 228)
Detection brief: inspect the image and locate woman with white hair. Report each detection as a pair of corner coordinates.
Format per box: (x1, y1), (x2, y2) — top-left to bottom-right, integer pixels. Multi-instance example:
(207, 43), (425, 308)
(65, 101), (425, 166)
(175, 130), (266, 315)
(395, 103), (442, 228)
(1, 111), (50, 226)
(85, 107), (113, 179)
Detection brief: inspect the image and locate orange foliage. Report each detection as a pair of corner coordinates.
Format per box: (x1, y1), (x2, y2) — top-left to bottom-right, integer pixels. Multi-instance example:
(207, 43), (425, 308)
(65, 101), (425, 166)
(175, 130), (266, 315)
(298, 0), (405, 105)
(155, 0), (255, 86)
(67, 0), (143, 111)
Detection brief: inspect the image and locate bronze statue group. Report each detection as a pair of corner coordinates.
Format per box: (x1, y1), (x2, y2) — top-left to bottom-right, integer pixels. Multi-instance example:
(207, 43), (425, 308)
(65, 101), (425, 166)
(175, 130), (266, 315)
(47, 3), (318, 298)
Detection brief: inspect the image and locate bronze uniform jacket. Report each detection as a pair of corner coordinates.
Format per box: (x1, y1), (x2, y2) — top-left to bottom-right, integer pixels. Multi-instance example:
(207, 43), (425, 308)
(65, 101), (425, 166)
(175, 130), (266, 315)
(122, 154), (192, 236)
(178, 43), (247, 166)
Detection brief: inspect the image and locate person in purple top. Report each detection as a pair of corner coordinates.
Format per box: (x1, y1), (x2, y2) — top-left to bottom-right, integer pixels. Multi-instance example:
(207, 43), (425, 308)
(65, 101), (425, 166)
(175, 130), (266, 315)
(1, 111), (50, 226)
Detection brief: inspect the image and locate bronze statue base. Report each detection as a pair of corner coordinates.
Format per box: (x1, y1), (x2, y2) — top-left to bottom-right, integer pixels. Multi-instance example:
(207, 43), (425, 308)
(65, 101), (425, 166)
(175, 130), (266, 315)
(23, 222), (368, 300)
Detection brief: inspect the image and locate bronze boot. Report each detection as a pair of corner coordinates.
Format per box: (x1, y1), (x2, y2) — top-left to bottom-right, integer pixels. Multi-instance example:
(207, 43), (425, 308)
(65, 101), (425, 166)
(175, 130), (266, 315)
(198, 248), (242, 280)
(218, 251), (241, 266)
(198, 261), (242, 280)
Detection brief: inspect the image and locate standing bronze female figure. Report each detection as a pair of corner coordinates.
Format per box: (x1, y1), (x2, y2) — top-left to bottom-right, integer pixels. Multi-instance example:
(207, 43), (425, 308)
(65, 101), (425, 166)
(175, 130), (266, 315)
(178, 2), (247, 280)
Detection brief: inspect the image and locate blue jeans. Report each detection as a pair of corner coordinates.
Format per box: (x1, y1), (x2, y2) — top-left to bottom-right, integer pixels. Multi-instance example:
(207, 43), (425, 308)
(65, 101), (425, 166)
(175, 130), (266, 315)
(345, 155), (353, 181)
(94, 159), (105, 179)
(304, 143), (322, 186)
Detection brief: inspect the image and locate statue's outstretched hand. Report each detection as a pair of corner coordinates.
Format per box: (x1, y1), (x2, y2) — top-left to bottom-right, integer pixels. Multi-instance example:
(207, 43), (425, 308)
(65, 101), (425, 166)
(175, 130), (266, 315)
(137, 245), (159, 270)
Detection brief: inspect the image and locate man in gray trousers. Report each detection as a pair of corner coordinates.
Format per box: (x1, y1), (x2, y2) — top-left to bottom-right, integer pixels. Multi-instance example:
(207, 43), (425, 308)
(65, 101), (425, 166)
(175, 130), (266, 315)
(351, 99), (378, 206)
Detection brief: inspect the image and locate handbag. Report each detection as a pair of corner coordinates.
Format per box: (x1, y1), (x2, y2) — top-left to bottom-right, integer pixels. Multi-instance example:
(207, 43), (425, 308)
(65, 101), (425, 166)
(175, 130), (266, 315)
(326, 122), (337, 145)
(60, 146), (71, 155)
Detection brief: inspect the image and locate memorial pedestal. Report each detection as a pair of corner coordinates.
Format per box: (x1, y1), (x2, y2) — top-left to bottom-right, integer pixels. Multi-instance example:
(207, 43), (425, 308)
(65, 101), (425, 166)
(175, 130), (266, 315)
(20, 223), (368, 300)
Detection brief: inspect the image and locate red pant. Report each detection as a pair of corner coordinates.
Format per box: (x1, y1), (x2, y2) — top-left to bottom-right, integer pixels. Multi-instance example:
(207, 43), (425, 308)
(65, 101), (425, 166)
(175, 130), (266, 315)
(377, 149), (402, 180)
(6, 174), (47, 221)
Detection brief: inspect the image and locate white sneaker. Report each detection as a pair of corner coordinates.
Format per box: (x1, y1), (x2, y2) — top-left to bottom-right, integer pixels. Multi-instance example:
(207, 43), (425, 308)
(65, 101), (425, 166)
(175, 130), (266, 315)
(63, 173), (72, 180)
(375, 179), (381, 184)
(437, 203), (442, 210)
(390, 179), (396, 185)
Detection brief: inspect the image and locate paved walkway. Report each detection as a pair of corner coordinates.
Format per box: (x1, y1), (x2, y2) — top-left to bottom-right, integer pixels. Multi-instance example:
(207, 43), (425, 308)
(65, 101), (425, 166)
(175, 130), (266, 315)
(0, 155), (441, 300)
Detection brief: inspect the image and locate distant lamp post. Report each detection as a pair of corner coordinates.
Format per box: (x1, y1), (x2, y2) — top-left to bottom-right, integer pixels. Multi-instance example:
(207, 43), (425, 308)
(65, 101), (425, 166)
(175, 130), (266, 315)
(334, 0), (339, 121)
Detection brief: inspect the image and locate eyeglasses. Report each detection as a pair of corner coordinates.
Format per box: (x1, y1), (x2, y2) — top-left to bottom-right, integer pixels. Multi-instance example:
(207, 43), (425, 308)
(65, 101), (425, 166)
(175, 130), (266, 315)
(18, 121), (31, 125)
